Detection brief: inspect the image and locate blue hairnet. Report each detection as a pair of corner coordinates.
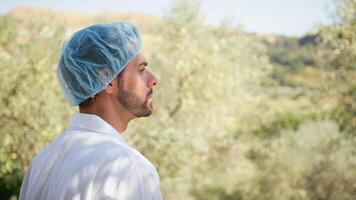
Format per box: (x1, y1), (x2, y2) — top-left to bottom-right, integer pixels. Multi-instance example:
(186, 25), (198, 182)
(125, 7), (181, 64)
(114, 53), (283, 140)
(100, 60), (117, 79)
(57, 22), (142, 106)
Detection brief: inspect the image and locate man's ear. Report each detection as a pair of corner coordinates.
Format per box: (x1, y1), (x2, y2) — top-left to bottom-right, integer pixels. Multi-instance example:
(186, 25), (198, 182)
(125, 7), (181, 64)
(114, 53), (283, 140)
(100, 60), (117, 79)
(104, 80), (115, 95)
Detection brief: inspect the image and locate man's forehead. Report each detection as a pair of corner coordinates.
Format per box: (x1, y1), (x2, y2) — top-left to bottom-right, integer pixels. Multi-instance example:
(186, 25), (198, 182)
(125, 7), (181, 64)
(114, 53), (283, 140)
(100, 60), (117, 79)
(132, 52), (147, 67)
(135, 51), (146, 63)
(124, 51), (146, 69)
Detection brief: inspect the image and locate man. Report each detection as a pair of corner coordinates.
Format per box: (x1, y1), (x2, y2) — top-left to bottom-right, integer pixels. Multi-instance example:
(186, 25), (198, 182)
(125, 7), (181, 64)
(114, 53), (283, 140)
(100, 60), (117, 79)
(19, 23), (163, 200)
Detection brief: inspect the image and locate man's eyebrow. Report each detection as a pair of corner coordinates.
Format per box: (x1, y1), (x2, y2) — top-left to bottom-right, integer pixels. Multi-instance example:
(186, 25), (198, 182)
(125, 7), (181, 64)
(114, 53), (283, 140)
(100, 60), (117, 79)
(138, 61), (148, 67)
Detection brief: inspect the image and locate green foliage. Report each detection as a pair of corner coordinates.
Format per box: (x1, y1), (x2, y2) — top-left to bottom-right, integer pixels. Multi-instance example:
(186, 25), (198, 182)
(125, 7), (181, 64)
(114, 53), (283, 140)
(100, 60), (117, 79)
(124, 1), (271, 198)
(249, 121), (355, 200)
(252, 111), (314, 137)
(322, 0), (356, 70)
(330, 83), (356, 135)
(0, 14), (73, 198)
(193, 121), (356, 200)
(263, 35), (337, 95)
(320, 0), (356, 136)
(264, 35), (331, 71)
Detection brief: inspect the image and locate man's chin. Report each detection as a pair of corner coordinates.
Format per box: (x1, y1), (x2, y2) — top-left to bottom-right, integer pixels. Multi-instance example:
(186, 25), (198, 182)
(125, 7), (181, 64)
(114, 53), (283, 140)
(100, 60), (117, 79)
(148, 101), (153, 110)
(134, 104), (153, 118)
(145, 104), (154, 116)
(135, 111), (152, 118)
(146, 97), (154, 112)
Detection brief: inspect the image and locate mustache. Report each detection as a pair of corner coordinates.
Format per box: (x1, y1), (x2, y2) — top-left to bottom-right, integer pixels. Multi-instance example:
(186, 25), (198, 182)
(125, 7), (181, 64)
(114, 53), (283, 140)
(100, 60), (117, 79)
(147, 89), (153, 98)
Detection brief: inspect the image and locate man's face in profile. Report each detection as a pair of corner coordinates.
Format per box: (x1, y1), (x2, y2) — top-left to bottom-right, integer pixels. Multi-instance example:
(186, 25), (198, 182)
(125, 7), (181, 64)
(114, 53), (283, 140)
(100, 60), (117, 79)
(116, 51), (158, 117)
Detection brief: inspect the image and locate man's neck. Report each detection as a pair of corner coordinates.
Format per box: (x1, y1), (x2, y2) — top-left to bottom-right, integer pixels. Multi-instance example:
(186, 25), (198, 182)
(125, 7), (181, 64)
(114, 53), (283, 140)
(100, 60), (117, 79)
(79, 102), (134, 133)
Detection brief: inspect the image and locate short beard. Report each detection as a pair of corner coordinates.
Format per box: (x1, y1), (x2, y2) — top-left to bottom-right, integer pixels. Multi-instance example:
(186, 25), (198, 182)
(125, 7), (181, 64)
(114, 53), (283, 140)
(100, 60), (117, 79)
(117, 75), (153, 117)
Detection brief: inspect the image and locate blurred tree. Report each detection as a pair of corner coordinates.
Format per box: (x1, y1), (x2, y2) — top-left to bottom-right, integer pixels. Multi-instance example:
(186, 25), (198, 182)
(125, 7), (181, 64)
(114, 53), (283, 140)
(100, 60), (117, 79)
(323, 0), (355, 70)
(192, 120), (356, 200)
(0, 14), (72, 198)
(123, 0), (271, 199)
(320, 0), (355, 135)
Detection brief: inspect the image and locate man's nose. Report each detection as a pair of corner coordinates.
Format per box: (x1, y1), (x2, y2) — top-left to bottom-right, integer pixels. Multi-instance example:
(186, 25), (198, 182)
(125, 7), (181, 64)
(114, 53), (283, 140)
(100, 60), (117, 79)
(147, 71), (158, 88)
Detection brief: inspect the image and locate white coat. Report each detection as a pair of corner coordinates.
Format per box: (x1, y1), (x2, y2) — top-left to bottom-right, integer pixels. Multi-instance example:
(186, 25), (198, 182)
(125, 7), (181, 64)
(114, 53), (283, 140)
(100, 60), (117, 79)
(19, 113), (163, 200)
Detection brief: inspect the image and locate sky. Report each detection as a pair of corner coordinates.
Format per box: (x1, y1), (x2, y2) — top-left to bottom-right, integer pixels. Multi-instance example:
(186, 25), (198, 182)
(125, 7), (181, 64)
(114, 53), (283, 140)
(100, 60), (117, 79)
(0, 0), (336, 36)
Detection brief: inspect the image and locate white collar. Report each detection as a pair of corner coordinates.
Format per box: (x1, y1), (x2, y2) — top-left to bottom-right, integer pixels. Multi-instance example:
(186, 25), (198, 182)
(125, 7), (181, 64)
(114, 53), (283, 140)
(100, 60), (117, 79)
(67, 113), (128, 146)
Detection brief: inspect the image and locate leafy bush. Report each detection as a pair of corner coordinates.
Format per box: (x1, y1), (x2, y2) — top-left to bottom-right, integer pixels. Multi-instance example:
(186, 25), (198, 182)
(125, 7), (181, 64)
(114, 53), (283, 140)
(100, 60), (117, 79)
(192, 121), (356, 200)
(0, 14), (73, 198)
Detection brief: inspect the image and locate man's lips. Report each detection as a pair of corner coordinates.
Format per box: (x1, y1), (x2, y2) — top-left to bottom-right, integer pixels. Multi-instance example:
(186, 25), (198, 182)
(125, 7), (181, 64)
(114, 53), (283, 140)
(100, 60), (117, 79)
(146, 90), (154, 106)
(146, 95), (153, 108)
(146, 89), (153, 99)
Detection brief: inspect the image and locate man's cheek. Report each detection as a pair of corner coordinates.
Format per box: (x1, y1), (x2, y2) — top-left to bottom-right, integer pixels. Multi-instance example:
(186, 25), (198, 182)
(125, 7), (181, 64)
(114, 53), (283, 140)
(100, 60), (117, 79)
(124, 76), (136, 91)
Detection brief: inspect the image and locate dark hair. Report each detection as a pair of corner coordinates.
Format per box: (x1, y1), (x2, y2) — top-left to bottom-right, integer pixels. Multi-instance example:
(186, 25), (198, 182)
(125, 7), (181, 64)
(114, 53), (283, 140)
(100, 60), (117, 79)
(78, 72), (125, 108)
(79, 95), (97, 108)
